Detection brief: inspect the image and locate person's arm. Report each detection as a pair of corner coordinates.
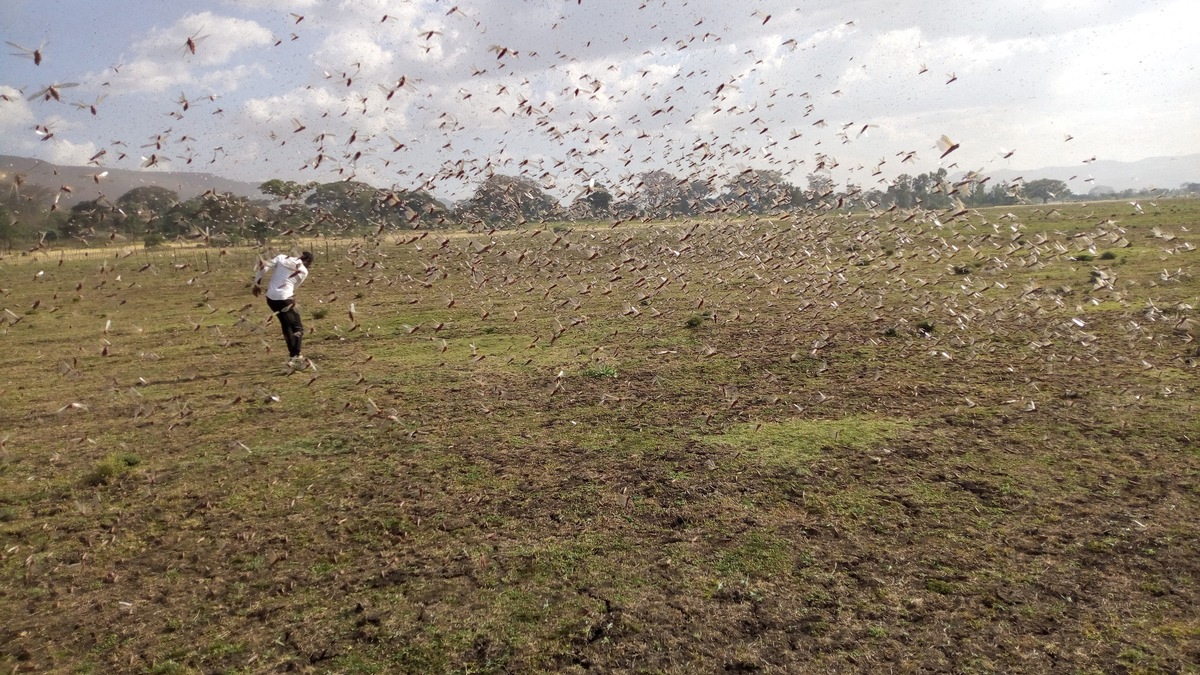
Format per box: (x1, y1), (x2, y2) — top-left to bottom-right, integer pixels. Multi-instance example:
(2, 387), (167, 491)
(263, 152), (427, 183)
(252, 256), (276, 295)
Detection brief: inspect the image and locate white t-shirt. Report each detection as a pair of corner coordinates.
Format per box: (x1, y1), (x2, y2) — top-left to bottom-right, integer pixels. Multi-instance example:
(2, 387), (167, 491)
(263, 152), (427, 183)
(254, 254), (308, 301)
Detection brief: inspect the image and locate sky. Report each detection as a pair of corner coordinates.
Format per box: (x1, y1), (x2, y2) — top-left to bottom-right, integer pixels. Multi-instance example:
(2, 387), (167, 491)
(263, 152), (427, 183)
(1, 0), (1198, 204)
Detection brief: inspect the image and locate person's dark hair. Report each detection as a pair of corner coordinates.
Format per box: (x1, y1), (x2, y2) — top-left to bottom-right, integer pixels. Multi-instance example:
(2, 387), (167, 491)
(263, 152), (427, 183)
(300, 251), (314, 266)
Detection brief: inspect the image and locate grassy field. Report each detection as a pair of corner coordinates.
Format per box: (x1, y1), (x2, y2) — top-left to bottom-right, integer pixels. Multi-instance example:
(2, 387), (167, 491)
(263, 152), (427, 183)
(2, 199), (1199, 673)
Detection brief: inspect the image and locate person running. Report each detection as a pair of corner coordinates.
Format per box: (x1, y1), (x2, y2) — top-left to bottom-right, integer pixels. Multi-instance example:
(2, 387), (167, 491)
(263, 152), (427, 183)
(253, 251), (313, 369)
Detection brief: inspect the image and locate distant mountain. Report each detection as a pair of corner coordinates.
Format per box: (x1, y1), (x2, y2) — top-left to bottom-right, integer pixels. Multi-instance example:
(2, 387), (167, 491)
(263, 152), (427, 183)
(0, 155), (265, 208)
(6, 153), (1197, 212)
(978, 153), (1200, 194)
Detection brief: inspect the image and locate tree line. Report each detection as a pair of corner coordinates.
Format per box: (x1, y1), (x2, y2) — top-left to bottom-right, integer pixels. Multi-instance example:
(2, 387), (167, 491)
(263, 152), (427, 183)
(1, 168), (1198, 250)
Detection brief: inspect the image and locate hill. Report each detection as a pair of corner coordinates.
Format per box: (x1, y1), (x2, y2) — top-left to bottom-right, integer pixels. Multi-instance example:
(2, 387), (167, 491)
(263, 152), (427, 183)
(0, 154), (265, 208)
(978, 153), (1200, 194)
(5, 152), (1198, 215)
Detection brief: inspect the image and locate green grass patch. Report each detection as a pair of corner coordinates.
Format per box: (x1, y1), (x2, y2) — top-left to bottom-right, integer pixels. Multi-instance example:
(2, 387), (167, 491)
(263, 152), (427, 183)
(581, 362), (618, 378)
(698, 416), (912, 470)
(268, 434), (354, 457)
(81, 453), (141, 486)
(715, 532), (793, 578)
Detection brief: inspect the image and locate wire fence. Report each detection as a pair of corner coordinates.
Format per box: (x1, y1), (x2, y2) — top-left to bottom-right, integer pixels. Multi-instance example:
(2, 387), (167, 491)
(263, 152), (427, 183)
(0, 237), (336, 273)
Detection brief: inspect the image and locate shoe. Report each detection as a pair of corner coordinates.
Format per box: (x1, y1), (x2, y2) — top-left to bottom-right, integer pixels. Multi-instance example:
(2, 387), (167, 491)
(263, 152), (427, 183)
(287, 356), (306, 369)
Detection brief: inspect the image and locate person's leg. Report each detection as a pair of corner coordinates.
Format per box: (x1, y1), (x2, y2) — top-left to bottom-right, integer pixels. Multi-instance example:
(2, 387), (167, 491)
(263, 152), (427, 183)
(282, 303), (304, 357)
(267, 298), (300, 357)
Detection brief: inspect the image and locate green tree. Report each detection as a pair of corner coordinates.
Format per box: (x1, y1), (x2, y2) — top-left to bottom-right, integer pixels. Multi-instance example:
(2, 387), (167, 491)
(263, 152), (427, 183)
(257, 179), (320, 234)
(259, 179), (315, 202)
(160, 198), (202, 236)
(687, 178), (713, 209)
(862, 189), (887, 210)
(584, 186), (613, 213)
(1023, 178), (1070, 203)
(0, 206), (14, 251)
(0, 173), (55, 244)
(723, 169), (796, 213)
(885, 174), (915, 208)
(377, 188), (453, 229)
(116, 186), (179, 234)
(620, 170), (694, 218)
(907, 168), (950, 209)
(971, 182), (1018, 206)
(63, 199), (122, 239)
(458, 174), (562, 226)
(805, 173), (835, 200)
(300, 181), (451, 232)
(163, 192), (269, 242)
(569, 182), (613, 219)
(305, 181), (382, 232)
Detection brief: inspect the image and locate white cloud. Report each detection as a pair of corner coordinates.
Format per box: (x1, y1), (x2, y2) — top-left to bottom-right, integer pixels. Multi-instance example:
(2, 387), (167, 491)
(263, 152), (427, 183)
(1040, 0), (1104, 10)
(97, 59), (265, 95)
(45, 139), (99, 166)
(103, 60), (192, 94)
(222, 0), (317, 9)
(312, 29), (395, 76)
(134, 11), (273, 66)
(0, 87), (35, 131)
(82, 12), (274, 96)
(198, 64), (268, 93)
(3, 0), (1197, 198)
(243, 85), (345, 125)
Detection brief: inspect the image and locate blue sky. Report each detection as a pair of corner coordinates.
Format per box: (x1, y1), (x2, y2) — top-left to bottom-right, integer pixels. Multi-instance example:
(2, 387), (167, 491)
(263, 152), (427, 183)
(2, 0), (1198, 201)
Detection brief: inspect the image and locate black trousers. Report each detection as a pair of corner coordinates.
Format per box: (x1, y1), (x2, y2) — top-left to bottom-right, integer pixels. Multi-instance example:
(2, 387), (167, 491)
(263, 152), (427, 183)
(267, 297), (304, 357)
